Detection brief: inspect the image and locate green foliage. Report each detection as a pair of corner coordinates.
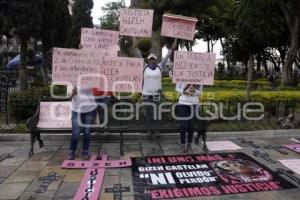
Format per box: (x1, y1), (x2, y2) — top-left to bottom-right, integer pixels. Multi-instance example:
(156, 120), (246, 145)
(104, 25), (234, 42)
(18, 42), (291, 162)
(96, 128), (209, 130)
(100, 0), (125, 30)
(9, 85), (67, 121)
(138, 38), (152, 58)
(66, 0), (94, 48)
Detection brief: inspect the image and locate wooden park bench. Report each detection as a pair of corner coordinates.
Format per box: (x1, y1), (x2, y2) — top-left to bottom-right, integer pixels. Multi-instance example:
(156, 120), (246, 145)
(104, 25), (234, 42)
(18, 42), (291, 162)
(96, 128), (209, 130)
(27, 100), (208, 157)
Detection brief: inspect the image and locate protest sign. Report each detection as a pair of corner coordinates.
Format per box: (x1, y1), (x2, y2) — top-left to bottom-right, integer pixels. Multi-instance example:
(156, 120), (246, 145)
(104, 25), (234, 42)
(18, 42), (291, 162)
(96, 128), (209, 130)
(172, 51), (215, 85)
(37, 102), (72, 129)
(52, 48), (144, 92)
(119, 8), (153, 37)
(161, 14), (198, 41)
(81, 28), (119, 56)
(207, 141), (242, 151)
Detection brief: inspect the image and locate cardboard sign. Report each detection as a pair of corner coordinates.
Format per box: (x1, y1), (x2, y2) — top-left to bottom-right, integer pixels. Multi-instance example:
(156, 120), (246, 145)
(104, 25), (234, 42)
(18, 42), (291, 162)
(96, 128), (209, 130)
(131, 153), (296, 200)
(207, 141), (242, 151)
(81, 28), (119, 56)
(283, 144), (300, 154)
(52, 48), (144, 92)
(161, 14), (198, 41)
(37, 102), (71, 129)
(119, 8), (153, 37)
(61, 159), (132, 169)
(73, 155), (107, 200)
(279, 159), (300, 175)
(52, 48), (102, 87)
(172, 51), (215, 85)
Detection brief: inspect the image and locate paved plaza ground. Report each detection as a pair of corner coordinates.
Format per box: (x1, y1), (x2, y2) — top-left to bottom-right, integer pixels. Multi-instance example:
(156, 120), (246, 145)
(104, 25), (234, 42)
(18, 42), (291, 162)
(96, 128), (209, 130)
(0, 133), (299, 200)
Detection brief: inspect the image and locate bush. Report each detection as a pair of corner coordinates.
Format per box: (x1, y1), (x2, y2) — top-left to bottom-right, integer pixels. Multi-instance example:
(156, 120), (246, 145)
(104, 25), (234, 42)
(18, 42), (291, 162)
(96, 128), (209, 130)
(9, 85), (67, 121)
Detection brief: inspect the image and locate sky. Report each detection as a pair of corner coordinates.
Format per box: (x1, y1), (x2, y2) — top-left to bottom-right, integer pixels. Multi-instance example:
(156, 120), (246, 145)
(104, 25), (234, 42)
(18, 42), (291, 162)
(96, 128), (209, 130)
(91, 0), (222, 59)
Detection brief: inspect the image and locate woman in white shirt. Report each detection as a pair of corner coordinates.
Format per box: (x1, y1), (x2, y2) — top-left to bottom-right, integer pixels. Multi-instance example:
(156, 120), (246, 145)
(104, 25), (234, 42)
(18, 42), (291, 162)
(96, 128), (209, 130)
(68, 86), (97, 160)
(134, 39), (177, 135)
(176, 83), (203, 153)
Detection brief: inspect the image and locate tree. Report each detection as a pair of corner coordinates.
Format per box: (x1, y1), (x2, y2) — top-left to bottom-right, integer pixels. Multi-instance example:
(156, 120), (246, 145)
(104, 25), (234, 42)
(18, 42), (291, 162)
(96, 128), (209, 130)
(2, 0), (43, 90)
(66, 0), (93, 48)
(276, 0), (300, 86)
(40, 0), (71, 85)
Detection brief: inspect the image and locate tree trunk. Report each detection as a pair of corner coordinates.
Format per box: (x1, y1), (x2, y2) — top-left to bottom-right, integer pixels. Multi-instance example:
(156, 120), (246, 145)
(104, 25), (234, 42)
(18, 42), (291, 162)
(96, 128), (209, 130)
(246, 54), (254, 102)
(151, 30), (162, 60)
(42, 47), (50, 85)
(220, 38), (231, 74)
(19, 38), (28, 90)
(262, 53), (269, 76)
(206, 36), (210, 53)
(282, 23), (299, 86)
(256, 53), (261, 72)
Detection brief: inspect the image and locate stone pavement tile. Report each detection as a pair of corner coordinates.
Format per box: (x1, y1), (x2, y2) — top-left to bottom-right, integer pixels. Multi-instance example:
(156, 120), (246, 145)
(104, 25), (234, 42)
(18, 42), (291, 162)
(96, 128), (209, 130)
(140, 140), (164, 156)
(18, 161), (48, 171)
(19, 191), (56, 200)
(122, 196), (134, 200)
(121, 143), (142, 160)
(63, 169), (85, 183)
(29, 151), (56, 161)
(0, 157), (26, 167)
(0, 177), (5, 184)
(12, 149), (31, 158)
(101, 143), (121, 157)
(0, 183), (29, 200)
(53, 182), (79, 199)
(0, 166), (17, 177)
(0, 146), (18, 154)
(3, 170), (39, 183)
(159, 142), (181, 155)
(105, 168), (121, 176)
(100, 175), (121, 200)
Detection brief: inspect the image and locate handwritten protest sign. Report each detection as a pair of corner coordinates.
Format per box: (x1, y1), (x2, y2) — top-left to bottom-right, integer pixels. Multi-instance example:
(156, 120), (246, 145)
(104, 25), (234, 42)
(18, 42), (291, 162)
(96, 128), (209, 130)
(37, 102), (72, 129)
(81, 28), (119, 56)
(119, 8), (153, 37)
(172, 51), (215, 85)
(52, 48), (144, 92)
(161, 14), (198, 41)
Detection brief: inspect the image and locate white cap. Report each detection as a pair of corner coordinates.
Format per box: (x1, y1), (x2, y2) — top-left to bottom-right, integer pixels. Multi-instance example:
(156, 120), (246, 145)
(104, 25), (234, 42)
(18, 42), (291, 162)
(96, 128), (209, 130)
(147, 53), (157, 60)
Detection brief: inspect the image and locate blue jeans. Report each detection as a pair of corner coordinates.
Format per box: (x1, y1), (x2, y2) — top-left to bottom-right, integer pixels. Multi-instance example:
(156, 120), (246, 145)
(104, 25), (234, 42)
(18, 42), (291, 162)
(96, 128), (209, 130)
(70, 109), (97, 152)
(177, 104), (197, 146)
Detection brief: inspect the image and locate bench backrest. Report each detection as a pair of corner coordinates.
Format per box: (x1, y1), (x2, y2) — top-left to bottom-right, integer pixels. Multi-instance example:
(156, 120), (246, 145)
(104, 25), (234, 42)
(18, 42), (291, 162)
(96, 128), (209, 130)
(37, 101), (72, 129)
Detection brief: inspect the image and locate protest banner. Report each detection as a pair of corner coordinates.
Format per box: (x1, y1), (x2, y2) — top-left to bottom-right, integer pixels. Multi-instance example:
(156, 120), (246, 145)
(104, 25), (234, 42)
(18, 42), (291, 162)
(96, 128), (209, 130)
(283, 144), (300, 154)
(132, 152), (296, 200)
(161, 13), (198, 41)
(172, 51), (215, 85)
(119, 8), (154, 37)
(52, 48), (144, 92)
(37, 102), (72, 129)
(80, 28), (119, 56)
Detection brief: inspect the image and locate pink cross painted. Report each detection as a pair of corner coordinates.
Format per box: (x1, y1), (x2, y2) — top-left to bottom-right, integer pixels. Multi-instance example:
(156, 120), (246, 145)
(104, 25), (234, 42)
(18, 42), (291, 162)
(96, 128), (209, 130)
(61, 155), (132, 200)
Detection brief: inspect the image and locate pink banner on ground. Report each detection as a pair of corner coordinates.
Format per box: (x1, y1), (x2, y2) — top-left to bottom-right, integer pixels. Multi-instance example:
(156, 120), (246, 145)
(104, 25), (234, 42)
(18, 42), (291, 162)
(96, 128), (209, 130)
(81, 28), (119, 56)
(37, 102), (72, 129)
(172, 51), (215, 85)
(289, 138), (300, 144)
(52, 47), (144, 91)
(161, 13), (198, 41)
(119, 8), (153, 37)
(73, 155), (107, 200)
(283, 144), (300, 154)
(206, 141), (242, 151)
(61, 159), (132, 169)
(279, 159), (300, 175)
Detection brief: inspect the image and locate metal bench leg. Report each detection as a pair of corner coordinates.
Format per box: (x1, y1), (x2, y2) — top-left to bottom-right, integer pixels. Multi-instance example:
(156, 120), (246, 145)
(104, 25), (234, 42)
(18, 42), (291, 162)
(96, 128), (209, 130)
(29, 132), (36, 157)
(36, 132), (44, 148)
(202, 129), (208, 153)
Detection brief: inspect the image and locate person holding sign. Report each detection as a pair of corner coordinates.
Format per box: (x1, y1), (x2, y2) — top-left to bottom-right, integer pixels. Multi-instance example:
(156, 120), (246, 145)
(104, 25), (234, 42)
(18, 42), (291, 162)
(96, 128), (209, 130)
(67, 86), (97, 160)
(134, 39), (177, 135)
(176, 83), (203, 153)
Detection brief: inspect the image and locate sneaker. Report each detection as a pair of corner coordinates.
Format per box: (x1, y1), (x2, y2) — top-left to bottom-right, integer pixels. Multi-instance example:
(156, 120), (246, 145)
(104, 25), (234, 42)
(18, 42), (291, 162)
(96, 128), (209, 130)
(81, 150), (91, 160)
(68, 151), (75, 160)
